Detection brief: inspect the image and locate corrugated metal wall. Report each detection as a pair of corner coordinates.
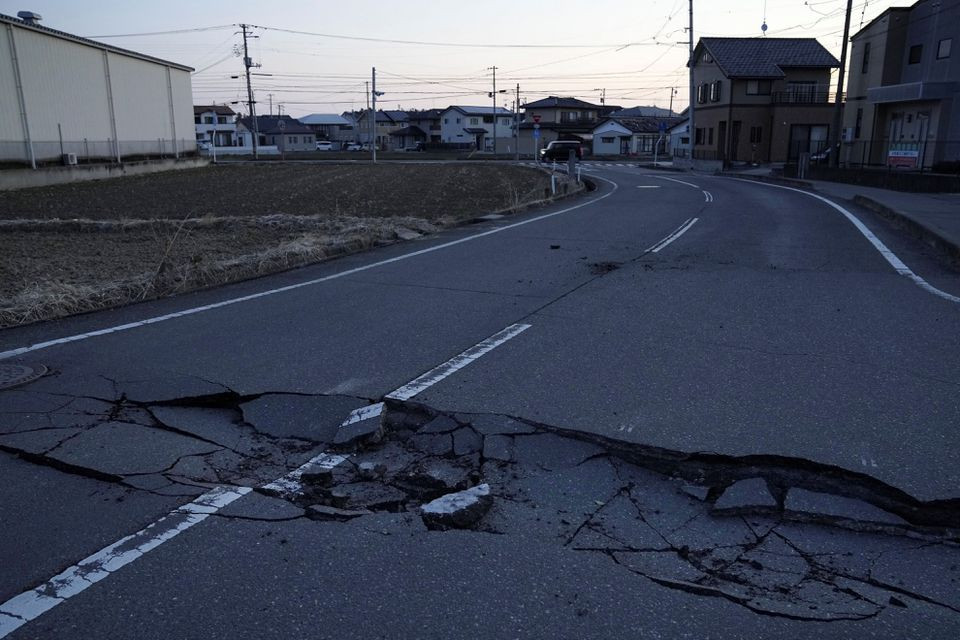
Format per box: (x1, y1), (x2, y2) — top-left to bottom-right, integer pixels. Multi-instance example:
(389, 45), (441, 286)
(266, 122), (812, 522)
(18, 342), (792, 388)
(0, 20), (196, 164)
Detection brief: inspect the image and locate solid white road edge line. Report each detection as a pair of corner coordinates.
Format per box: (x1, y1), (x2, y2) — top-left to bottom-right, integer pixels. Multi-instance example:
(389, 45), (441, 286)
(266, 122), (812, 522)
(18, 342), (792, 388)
(647, 218), (700, 253)
(728, 178), (960, 304)
(0, 179), (618, 361)
(0, 486), (251, 639)
(0, 321), (535, 636)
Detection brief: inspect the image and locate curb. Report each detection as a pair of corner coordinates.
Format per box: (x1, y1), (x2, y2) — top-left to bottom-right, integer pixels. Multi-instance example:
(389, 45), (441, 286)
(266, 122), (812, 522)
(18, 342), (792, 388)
(716, 172), (814, 188)
(852, 195), (960, 263)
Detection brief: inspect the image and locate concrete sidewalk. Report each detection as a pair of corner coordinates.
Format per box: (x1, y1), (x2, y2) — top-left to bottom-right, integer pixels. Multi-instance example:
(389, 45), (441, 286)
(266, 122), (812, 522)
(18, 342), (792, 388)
(717, 168), (960, 262)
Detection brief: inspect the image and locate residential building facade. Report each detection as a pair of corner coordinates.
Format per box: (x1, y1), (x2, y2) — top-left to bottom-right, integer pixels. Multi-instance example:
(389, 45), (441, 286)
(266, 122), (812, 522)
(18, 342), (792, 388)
(405, 109), (443, 143)
(194, 105), (237, 147)
(237, 115), (315, 152)
(519, 96), (613, 155)
(0, 12), (195, 166)
(592, 117), (681, 156)
(440, 106), (515, 151)
(687, 37), (840, 165)
(844, 0), (959, 169)
(299, 113), (354, 148)
(355, 110), (409, 150)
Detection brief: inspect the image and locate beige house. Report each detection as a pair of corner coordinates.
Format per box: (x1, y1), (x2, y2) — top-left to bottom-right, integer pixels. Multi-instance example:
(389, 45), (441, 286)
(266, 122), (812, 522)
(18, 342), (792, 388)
(687, 38), (839, 165)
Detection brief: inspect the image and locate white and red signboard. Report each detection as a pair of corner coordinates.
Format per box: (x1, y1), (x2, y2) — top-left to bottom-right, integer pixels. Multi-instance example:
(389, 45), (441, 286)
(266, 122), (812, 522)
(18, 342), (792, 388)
(887, 149), (919, 168)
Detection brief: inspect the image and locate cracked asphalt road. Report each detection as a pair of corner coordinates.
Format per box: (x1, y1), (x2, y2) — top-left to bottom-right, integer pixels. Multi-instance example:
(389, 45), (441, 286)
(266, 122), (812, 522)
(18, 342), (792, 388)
(1, 165), (959, 638)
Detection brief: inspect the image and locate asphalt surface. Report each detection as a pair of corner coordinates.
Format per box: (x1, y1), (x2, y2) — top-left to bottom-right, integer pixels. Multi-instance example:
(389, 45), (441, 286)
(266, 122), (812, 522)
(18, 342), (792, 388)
(1, 164), (959, 638)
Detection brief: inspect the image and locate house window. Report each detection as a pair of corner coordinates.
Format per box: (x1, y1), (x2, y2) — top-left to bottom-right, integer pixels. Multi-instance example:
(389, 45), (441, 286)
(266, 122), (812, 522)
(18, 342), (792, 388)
(194, 115), (201, 124)
(483, 116), (493, 124)
(937, 38), (952, 59)
(456, 118), (461, 124)
(444, 118), (449, 124)
(204, 116), (214, 124)
(470, 118), (479, 125)
(600, 136), (615, 143)
(702, 52), (713, 63)
(745, 80), (772, 95)
(710, 80), (722, 102)
(862, 41), (871, 73)
(855, 108), (863, 139)
(707, 128), (714, 145)
(501, 118), (511, 126)
(695, 128), (704, 145)
(749, 126), (762, 144)
(697, 84), (708, 104)
(908, 44), (922, 64)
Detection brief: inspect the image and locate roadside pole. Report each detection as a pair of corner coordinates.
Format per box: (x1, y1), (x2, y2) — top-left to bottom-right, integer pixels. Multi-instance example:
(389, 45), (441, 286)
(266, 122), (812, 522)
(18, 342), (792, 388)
(371, 67), (377, 164)
(241, 24), (260, 160)
(829, 0), (853, 168)
(515, 84), (520, 162)
(687, 0), (695, 162)
(532, 113), (541, 164)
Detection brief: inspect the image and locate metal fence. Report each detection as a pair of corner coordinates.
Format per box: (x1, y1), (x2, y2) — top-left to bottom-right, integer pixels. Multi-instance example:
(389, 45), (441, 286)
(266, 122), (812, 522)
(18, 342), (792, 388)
(0, 139), (199, 169)
(798, 138), (960, 173)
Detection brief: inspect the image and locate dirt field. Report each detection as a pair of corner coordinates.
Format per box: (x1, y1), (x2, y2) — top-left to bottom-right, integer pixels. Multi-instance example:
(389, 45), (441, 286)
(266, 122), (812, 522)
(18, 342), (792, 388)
(0, 163), (565, 327)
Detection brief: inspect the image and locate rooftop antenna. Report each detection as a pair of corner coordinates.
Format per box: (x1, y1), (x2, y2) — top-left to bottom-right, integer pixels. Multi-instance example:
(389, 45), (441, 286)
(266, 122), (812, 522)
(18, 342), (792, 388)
(761, 0), (768, 36)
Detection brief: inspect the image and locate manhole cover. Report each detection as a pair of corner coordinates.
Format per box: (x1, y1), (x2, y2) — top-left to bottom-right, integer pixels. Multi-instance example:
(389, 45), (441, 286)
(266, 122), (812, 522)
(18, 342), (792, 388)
(0, 364), (48, 390)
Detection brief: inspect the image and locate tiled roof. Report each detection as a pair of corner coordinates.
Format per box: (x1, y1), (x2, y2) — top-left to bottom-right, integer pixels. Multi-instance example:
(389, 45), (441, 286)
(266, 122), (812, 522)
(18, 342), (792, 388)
(607, 106), (678, 118)
(299, 113), (352, 126)
(389, 125), (427, 137)
(194, 105), (236, 116)
(697, 37), (839, 78)
(523, 96), (603, 109)
(406, 108), (443, 120)
(595, 116), (684, 134)
(237, 115), (314, 135)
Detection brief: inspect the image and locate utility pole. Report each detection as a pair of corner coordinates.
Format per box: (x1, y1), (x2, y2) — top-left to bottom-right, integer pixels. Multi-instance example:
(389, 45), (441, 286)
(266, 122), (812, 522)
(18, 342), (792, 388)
(240, 24), (260, 159)
(829, 0), (853, 168)
(687, 1), (695, 161)
(371, 67), (384, 163)
(669, 87), (676, 114)
(515, 83), (520, 162)
(268, 93), (274, 116)
(594, 88), (606, 105)
(490, 65), (498, 155)
(365, 81), (370, 110)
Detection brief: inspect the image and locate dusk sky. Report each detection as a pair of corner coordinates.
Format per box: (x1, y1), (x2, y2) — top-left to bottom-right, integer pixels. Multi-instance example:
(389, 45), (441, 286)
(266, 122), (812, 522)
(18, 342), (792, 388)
(3, 0), (906, 116)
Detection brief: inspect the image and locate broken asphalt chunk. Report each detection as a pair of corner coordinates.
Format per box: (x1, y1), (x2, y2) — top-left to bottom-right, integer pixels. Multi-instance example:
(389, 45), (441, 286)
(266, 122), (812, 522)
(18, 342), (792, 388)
(332, 416), (384, 449)
(452, 428), (483, 456)
(307, 504), (374, 521)
(420, 484), (493, 530)
(483, 434), (514, 462)
(712, 478), (778, 512)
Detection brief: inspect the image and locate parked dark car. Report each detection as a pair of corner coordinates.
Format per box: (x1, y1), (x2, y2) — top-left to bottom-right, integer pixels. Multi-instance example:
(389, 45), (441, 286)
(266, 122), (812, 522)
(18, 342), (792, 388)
(540, 140), (582, 161)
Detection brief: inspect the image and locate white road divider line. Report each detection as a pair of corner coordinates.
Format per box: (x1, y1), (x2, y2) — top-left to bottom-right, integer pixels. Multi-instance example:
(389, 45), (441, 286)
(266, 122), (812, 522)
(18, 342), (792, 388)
(703, 190), (713, 202)
(647, 217), (700, 253)
(0, 320), (535, 637)
(649, 175), (701, 189)
(386, 323), (531, 401)
(0, 486), (251, 639)
(728, 178), (960, 305)
(0, 179), (618, 361)
(636, 185), (661, 189)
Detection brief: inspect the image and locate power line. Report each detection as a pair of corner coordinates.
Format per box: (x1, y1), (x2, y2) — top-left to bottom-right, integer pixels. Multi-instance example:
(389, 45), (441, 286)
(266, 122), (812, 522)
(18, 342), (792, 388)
(86, 25), (235, 38)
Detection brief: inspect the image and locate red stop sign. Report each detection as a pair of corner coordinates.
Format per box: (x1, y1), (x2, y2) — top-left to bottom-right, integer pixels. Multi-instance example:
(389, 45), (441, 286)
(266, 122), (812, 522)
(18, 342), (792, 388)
(532, 114), (541, 123)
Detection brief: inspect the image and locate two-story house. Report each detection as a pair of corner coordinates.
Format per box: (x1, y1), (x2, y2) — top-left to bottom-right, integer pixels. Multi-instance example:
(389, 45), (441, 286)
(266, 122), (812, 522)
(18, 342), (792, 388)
(194, 105), (238, 147)
(439, 106), (515, 151)
(844, 0), (959, 170)
(689, 38), (840, 165)
(518, 97), (613, 154)
(236, 115), (316, 152)
(354, 110), (409, 150)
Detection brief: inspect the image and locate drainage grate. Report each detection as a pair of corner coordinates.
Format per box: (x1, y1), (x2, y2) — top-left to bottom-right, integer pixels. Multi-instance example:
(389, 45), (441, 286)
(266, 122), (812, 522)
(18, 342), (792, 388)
(0, 364), (48, 390)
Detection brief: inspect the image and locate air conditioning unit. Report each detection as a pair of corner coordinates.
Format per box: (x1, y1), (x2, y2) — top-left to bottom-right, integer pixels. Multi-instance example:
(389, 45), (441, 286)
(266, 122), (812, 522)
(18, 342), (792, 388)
(61, 153), (77, 165)
(842, 127), (855, 143)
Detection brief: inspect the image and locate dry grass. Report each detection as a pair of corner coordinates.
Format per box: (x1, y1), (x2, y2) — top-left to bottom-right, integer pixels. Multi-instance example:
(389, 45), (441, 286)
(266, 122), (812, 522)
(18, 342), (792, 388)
(0, 163), (579, 328)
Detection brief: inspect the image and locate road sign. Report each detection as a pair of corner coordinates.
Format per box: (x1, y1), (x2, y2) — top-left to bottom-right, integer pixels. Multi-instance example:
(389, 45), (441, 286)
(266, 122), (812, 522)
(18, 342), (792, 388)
(532, 114), (541, 124)
(533, 123), (540, 129)
(533, 128), (540, 139)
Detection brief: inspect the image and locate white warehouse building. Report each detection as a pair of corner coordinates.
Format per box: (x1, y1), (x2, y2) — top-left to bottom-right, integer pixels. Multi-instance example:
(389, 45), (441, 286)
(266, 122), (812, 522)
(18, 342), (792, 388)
(0, 11), (196, 167)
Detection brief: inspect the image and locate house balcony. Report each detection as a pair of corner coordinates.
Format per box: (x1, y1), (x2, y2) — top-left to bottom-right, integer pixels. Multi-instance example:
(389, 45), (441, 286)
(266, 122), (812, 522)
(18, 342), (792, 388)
(771, 91), (837, 105)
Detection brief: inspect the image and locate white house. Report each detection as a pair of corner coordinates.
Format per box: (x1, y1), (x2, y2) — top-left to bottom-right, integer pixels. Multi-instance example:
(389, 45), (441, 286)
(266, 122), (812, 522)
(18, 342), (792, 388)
(591, 117), (680, 157)
(299, 113), (354, 148)
(194, 105), (237, 147)
(440, 106), (515, 151)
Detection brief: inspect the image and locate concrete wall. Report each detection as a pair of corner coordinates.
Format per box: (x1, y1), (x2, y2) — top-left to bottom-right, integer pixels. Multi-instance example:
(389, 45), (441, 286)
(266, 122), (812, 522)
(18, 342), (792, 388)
(0, 17), (195, 164)
(0, 157), (209, 191)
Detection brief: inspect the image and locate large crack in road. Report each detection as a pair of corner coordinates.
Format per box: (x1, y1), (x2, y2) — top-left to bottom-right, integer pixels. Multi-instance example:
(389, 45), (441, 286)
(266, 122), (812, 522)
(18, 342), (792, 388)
(2, 377), (959, 626)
